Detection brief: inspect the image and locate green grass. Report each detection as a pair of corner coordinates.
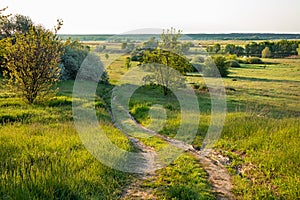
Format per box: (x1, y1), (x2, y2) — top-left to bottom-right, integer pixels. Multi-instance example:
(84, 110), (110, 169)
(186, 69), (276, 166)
(1, 50), (299, 199)
(96, 79), (216, 199)
(216, 113), (300, 199)
(0, 81), (135, 199)
(126, 58), (300, 199)
(144, 154), (215, 200)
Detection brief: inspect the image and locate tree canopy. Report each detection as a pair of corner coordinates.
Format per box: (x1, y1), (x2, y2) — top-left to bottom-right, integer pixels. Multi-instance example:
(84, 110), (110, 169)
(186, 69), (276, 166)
(60, 40), (89, 80)
(141, 28), (193, 95)
(3, 23), (64, 103)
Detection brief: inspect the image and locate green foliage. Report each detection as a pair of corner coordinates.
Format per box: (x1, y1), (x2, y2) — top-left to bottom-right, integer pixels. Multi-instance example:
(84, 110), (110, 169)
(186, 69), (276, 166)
(213, 43), (221, 53)
(245, 40), (300, 58)
(205, 40), (300, 58)
(3, 24), (64, 104)
(0, 38), (9, 73)
(141, 28), (193, 96)
(297, 44), (300, 57)
(77, 53), (109, 84)
(225, 54), (238, 61)
(216, 114), (300, 199)
(261, 47), (271, 58)
(142, 37), (158, 49)
(225, 60), (241, 68)
(142, 49), (191, 95)
(160, 27), (182, 53)
(130, 103), (151, 125)
(224, 44), (245, 56)
(0, 14), (33, 38)
(246, 57), (263, 64)
(0, 10), (33, 73)
(181, 42), (193, 53)
(60, 40), (89, 80)
(207, 43), (221, 53)
(0, 84), (134, 199)
(203, 55), (229, 77)
(143, 49), (193, 74)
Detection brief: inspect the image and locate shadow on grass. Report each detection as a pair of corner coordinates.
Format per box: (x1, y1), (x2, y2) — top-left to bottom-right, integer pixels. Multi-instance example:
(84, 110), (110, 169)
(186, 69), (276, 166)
(228, 76), (300, 83)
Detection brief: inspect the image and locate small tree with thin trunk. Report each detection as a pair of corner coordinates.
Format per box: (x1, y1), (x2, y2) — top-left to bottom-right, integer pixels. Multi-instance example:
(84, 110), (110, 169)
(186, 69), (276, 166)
(3, 21), (64, 104)
(142, 28), (193, 95)
(262, 47), (271, 58)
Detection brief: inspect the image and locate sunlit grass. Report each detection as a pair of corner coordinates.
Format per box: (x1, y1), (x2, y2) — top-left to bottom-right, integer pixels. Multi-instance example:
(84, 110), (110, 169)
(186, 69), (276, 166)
(127, 58), (300, 199)
(0, 81), (134, 199)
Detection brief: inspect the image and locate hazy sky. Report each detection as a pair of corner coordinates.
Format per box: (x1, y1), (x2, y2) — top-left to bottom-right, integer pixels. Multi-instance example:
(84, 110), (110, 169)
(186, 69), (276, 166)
(1, 0), (299, 34)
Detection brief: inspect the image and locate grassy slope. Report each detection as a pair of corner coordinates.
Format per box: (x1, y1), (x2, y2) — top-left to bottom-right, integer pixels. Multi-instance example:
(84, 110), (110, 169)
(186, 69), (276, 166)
(1, 43), (299, 199)
(97, 81), (216, 199)
(127, 59), (300, 199)
(0, 80), (135, 199)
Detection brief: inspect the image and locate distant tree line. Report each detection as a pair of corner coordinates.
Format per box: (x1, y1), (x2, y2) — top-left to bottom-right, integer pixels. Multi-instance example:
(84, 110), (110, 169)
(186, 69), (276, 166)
(58, 33), (300, 42)
(207, 40), (300, 58)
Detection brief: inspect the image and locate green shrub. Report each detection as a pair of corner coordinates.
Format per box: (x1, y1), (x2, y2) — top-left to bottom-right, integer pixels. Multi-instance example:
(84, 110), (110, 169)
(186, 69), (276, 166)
(130, 103), (150, 124)
(225, 60), (241, 68)
(246, 57), (264, 64)
(60, 40), (89, 80)
(203, 56), (229, 77)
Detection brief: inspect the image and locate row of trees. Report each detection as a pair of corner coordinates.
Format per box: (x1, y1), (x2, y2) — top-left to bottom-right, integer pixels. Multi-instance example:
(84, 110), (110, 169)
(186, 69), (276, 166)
(207, 40), (300, 58)
(0, 7), (108, 104)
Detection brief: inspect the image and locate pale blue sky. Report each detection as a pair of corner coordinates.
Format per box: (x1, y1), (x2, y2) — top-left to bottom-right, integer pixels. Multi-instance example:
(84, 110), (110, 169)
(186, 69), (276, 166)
(0, 0), (299, 34)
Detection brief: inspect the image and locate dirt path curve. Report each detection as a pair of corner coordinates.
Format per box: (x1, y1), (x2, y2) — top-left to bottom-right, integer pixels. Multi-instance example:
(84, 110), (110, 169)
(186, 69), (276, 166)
(108, 107), (233, 199)
(127, 114), (234, 200)
(163, 136), (233, 199)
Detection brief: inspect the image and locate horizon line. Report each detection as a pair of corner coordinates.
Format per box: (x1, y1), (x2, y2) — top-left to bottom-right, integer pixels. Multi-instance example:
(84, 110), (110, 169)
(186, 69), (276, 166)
(58, 32), (300, 35)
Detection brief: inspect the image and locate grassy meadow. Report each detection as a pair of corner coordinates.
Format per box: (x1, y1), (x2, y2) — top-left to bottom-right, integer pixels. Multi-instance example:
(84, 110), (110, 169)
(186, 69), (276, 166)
(0, 40), (299, 199)
(0, 80), (136, 199)
(124, 55), (300, 199)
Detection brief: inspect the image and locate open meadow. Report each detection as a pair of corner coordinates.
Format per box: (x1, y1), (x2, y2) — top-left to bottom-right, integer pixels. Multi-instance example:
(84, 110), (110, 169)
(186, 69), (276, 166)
(0, 36), (299, 200)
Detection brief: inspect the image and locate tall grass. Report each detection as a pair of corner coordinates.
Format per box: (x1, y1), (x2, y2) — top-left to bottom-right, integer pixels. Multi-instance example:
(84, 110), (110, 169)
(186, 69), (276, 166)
(217, 113), (300, 199)
(0, 83), (134, 199)
(127, 59), (300, 199)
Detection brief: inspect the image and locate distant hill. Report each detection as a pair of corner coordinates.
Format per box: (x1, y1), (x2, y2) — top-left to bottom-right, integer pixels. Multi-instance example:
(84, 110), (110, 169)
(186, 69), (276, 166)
(59, 33), (300, 41)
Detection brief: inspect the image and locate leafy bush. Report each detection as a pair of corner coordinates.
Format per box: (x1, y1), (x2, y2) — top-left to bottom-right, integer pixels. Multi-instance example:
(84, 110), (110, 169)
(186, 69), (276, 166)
(225, 54), (238, 61)
(246, 57), (264, 64)
(130, 103), (150, 124)
(4, 24), (64, 104)
(203, 55), (229, 77)
(225, 60), (241, 68)
(60, 40), (89, 80)
(77, 53), (109, 83)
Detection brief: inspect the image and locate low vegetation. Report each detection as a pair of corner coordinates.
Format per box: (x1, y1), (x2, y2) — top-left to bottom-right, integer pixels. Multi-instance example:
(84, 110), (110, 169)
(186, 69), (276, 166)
(0, 81), (135, 199)
(0, 7), (299, 199)
(128, 58), (300, 199)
